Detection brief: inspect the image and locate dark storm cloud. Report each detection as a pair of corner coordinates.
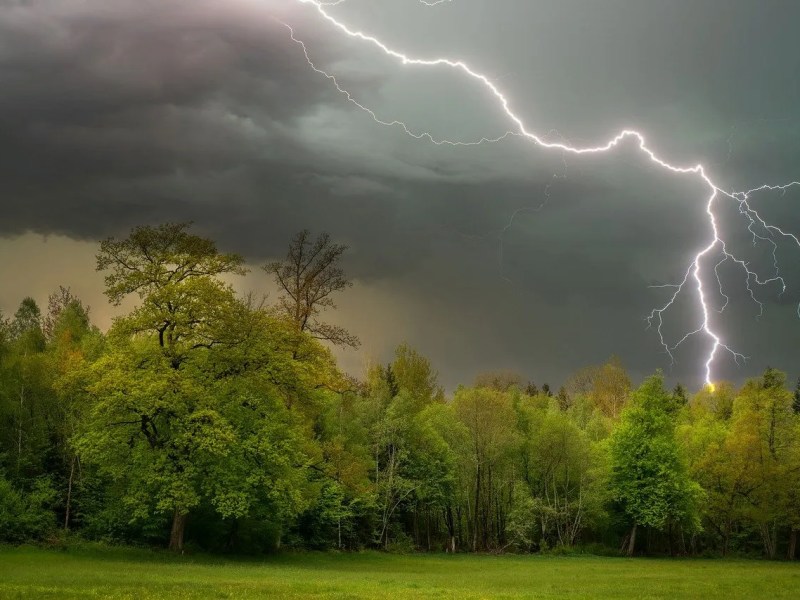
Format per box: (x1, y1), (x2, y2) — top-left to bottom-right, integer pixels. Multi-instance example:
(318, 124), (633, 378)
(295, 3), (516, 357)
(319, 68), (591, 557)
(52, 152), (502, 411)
(0, 0), (499, 272)
(0, 0), (394, 238)
(1, 0), (799, 389)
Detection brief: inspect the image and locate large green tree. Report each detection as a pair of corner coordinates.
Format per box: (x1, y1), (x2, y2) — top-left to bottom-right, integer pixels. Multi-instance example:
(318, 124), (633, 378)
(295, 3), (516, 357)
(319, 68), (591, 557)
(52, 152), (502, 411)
(452, 387), (519, 551)
(609, 373), (702, 555)
(723, 370), (796, 558)
(80, 224), (314, 551)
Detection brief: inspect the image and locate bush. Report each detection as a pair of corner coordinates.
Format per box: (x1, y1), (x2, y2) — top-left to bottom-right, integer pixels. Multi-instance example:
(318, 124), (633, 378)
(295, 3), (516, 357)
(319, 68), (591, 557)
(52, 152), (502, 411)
(0, 474), (57, 543)
(384, 530), (416, 554)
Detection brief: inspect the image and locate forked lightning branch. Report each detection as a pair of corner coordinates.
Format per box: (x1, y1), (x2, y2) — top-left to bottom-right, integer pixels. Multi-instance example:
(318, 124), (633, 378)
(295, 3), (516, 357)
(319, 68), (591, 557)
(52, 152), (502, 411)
(287, 0), (800, 386)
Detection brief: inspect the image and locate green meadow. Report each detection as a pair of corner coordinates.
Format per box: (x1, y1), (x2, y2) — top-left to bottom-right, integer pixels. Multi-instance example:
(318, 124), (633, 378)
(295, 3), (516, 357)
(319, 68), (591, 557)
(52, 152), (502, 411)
(1, 547), (798, 599)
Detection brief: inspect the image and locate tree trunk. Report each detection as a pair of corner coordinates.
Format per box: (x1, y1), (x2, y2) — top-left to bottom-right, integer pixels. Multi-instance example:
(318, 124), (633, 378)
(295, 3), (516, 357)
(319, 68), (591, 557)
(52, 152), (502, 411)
(627, 523), (637, 557)
(64, 456), (76, 530)
(789, 529), (797, 561)
(722, 524), (729, 557)
(760, 523), (776, 559)
(668, 522), (674, 557)
(473, 466), (481, 552)
(169, 509), (187, 552)
(426, 510), (431, 552)
(225, 519), (239, 552)
(456, 506), (463, 550)
(445, 506), (456, 553)
(17, 383), (25, 475)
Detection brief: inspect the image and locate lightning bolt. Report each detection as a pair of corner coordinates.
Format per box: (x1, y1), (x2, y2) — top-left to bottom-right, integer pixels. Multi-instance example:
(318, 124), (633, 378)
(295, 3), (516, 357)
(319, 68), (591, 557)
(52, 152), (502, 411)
(319, 1), (455, 7)
(287, 0), (800, 386)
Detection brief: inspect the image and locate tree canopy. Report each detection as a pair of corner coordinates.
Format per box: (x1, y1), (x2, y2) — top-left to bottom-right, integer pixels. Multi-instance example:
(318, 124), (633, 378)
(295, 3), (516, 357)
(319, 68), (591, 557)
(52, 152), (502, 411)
(0, 223), (798, 560)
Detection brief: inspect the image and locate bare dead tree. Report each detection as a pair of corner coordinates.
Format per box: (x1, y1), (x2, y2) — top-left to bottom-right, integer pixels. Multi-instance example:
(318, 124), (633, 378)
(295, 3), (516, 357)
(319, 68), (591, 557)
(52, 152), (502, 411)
(265, 230), (359, 348)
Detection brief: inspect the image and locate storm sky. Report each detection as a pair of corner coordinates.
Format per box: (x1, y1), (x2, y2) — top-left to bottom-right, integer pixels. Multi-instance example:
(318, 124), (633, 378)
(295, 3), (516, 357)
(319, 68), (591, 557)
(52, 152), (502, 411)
(1, 0), (799, 390)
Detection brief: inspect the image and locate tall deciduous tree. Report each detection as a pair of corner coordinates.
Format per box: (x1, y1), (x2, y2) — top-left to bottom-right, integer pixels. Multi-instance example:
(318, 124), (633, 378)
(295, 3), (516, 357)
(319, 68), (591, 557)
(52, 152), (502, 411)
(452, 387), (519, 551)
(567, 357), (632, 419)
(391, 343), (443, 408)
(44, 289), (100, 532)
(609, 373), (702, 556)
(526, 411), (606, 548)
(43, 286), (90, 343)
(11, 298), (45, 351)
(1, 299), (49, 481)
(724, 370), (795, 558)
(785, 415), (800, 560)
(265, 230), (359, 349)
(84, 223), (272, 551)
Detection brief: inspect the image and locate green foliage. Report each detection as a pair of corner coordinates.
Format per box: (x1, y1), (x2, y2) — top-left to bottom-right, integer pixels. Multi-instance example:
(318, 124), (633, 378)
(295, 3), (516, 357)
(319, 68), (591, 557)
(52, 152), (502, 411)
(519, 409), (608, 549)
(97, 223), (246, 306)
(76, 308), (315, 550)
(82, 224), (325, 550)
(609, 374), (703, 539)
(391, 343), (443, 406)
(0, 304), (53, 483)
(11, 297), (45, 351)
(567, 357), (631, 418)
(452, 386), (520, 551)
(0, 474), (56, 542)
(2, 223), (799, 560)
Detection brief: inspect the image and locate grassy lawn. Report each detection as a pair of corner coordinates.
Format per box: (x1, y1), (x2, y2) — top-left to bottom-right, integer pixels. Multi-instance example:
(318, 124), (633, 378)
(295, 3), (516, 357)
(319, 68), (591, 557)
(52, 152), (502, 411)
(0, 546), (798, 599)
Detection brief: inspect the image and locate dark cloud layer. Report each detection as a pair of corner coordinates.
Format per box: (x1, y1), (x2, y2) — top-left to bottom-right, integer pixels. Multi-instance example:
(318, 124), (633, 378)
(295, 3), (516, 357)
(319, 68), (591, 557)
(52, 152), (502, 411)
(2, 0), (799, 390)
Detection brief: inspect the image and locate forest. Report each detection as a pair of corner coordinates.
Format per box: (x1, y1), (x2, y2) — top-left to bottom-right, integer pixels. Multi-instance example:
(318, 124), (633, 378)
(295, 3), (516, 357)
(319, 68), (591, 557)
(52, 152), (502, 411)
(1, 223), (799, 560)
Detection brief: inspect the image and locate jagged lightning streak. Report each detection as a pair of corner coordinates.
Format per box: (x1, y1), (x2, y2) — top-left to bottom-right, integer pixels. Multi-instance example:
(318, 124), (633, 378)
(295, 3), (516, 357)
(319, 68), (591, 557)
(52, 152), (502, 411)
(321, 1), (454, 7)
(288, 0), (800, 386)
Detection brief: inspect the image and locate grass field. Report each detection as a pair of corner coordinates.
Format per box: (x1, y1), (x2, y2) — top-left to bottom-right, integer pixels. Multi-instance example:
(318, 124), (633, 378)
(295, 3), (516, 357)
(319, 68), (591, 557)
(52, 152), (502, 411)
(0, 546), (798, 599)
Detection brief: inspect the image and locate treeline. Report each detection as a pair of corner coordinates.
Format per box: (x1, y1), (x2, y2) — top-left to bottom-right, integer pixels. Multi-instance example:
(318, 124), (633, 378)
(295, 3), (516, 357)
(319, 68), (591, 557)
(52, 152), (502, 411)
(1, 223), (799, 559)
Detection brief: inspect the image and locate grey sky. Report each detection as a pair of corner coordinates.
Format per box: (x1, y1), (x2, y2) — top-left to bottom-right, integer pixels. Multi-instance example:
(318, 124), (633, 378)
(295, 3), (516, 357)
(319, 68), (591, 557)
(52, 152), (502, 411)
(1, 0), (799, 390)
